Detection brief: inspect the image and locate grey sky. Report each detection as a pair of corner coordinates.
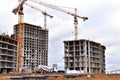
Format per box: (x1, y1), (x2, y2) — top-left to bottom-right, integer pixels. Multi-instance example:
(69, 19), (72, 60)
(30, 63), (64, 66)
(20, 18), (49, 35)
(0, 0), (120, 72)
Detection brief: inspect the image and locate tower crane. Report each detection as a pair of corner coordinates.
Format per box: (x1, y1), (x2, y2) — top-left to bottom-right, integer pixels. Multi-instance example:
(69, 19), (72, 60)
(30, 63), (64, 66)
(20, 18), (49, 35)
(25, 3), (53, 29)
(12, 0), (53, 72)
(12, 0), (25, 72)
(28, 0), (88, 40)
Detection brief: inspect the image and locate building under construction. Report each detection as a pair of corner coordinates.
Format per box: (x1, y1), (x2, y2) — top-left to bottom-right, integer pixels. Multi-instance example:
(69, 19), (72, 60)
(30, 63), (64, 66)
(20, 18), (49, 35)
(64, 39), (106, 73)
(13, 23), (48, 71)
(0, 34), (17, 73)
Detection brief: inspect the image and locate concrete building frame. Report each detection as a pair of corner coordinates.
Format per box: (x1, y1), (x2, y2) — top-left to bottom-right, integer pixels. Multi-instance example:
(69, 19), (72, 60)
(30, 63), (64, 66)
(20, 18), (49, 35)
(64, 39), (106, 73)
(13, 23), (48, 71)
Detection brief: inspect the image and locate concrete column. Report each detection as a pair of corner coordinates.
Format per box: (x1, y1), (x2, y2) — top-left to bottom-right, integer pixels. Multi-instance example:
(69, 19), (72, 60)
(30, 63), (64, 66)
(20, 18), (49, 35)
(73, 42), (75, 70)
(88, 41), (91, 73)
(3, 69), (7, 73)
(0, 62), (1, 73)
(84, 40), (87, 73)
(68, 42), (70, 70)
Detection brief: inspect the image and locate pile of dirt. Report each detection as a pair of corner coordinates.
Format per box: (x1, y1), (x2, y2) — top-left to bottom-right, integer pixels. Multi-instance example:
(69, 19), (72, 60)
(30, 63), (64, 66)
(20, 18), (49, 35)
(0, 77), (9, 80)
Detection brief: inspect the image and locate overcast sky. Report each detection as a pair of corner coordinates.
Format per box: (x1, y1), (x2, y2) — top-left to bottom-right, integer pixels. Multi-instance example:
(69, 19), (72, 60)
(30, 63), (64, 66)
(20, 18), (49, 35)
(0, 0), (120, 72)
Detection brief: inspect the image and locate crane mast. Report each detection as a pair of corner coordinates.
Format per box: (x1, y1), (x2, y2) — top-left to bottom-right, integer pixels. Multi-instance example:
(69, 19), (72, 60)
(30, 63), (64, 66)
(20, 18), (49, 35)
(74, 8), (78, 40)
(17, 0), (24, 72)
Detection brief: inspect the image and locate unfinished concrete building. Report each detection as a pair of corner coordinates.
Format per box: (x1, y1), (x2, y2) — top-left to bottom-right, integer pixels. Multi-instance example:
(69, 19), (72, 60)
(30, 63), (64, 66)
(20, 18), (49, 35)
(0, 35), (17, 73)
(64, 39), (106, 73)
(13, 23), (48, 70)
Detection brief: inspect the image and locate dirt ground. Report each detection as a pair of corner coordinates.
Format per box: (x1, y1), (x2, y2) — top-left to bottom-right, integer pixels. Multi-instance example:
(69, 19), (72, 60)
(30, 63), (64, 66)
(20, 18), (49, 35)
(46, 74), (120, 80)
(0, 73), (120, 80)
(0, 73), (33, 80)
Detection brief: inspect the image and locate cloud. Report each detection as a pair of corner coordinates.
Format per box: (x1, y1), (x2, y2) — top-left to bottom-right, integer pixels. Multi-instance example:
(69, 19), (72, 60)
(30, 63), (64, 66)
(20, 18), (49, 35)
(107, 11), (120, 30)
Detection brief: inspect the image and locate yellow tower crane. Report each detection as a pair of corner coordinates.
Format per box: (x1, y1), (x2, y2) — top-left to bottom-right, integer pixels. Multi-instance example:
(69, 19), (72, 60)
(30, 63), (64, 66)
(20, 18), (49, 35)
(12, 0), (53, 72)
(12, 0), (25, 72)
